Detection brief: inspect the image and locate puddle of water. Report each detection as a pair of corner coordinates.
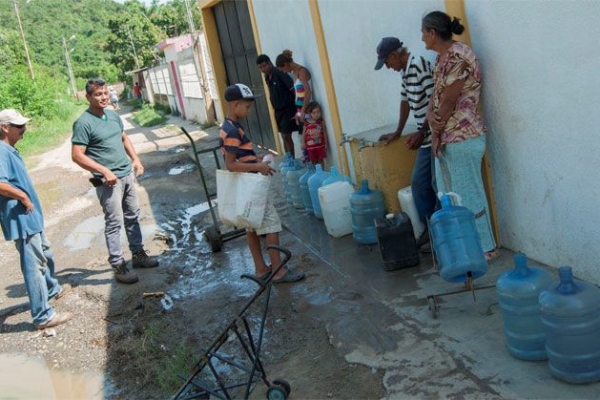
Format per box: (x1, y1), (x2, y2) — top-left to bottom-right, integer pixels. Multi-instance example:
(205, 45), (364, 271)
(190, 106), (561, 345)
(64, 215), (105, 251)
(168, 164), (196, 175)
(64, 214), (159, 252)
(0, 353), (113, 399)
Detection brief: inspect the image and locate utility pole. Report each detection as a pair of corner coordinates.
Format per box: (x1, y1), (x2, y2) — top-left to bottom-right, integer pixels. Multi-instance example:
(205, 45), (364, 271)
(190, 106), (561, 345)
(63, 36), (78, 100)
(13, 0), (34, 79)
(125, 24), (141, 70)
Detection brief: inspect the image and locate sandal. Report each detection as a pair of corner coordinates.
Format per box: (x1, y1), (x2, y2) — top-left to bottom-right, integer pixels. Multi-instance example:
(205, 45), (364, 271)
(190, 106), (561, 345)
(273, 269), (306, 284)
(484, 249), (500, 261)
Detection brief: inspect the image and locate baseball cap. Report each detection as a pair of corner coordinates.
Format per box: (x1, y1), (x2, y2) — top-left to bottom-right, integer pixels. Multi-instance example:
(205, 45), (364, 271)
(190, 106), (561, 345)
(224, 83), (258, 102)
(0, 109), (30, 126)
(374, 37), (403, 70)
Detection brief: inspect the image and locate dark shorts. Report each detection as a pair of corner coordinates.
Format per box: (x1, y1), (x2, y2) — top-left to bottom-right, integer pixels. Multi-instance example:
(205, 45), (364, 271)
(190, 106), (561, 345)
(307, 146), (327, 163)
(275, 107), (298, 134)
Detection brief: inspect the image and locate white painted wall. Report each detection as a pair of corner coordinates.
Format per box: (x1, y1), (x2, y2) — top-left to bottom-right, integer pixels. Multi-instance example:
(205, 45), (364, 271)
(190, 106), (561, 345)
(464, 0), (600, 283)
(251, 0), (600, 283)
(252, 0), (443, 169)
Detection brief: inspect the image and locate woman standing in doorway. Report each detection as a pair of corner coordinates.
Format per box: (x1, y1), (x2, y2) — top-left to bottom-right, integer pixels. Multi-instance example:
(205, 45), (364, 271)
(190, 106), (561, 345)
(422, 10), (498, 260)
(276, 49), (312, 125)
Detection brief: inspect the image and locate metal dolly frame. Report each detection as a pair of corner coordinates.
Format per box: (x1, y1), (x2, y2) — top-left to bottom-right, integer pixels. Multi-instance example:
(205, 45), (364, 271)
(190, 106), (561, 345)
(173, 245), (292, 400)
(180, 126), (245, 253)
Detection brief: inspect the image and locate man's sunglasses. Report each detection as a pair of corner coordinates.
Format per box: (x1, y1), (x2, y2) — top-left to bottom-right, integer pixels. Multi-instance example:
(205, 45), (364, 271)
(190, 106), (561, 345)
(9, 123), (26, 129)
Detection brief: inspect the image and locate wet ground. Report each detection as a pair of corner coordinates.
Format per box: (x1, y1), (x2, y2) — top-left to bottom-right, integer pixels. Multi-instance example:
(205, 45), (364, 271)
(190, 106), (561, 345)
(0, 106), (598, 399)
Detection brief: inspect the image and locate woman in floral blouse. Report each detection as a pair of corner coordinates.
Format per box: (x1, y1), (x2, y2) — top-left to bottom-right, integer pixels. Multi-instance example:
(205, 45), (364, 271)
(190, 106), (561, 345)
(421, 10), (498, 261)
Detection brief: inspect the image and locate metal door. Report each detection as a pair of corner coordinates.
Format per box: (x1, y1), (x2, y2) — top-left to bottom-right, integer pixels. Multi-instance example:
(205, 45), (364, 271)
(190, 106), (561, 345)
(213, 0), (275, 150)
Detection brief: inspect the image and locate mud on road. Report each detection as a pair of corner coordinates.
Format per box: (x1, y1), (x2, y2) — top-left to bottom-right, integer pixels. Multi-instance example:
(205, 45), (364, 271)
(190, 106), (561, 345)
(0, 110), (384, 399)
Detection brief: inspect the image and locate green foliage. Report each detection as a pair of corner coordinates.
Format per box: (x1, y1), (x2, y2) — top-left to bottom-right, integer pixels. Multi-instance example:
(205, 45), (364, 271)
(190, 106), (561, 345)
(133, 104), (168, 127)
(15, 104), (86, 160)
(0, 66), (70, 119)
(0, 0), (203, 85)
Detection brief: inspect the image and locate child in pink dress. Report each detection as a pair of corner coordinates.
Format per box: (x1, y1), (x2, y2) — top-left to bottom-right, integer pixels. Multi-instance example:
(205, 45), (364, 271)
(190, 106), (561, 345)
(302, 101), (327, 166)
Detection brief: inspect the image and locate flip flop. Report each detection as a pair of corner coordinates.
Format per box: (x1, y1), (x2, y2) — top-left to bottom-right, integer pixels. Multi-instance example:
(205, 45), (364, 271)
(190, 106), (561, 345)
(255, 271), (271, 281)
(273, 269), (306, 284)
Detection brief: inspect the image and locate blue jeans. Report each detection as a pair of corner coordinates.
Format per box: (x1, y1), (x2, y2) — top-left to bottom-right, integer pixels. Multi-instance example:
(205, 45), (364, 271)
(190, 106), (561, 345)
(14, 231), (61, 325)
(411, 146), (438, 225)
(96, 172), (143, 266)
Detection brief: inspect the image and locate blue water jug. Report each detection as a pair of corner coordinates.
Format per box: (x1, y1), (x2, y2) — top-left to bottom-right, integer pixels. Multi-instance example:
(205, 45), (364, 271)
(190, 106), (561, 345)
(349, 179), (386, 244)
(539, 266), (600, 383)
(322, 166), (351, 187)
(299, 163), (316, 214)
(497, 253), (554, 361)
(429, 194), (487, 283)
(287, 163), (306, 209)
(278, 153), (294, 203)
(307, 164), (330, 219)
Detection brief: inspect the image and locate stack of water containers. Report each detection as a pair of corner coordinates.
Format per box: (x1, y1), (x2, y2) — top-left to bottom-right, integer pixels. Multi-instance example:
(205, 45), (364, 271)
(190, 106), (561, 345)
(318, 167), (354, 237)
(429, 194), (487, 282)
(349, 179), (386, 244)
(497, 255), (600, 384)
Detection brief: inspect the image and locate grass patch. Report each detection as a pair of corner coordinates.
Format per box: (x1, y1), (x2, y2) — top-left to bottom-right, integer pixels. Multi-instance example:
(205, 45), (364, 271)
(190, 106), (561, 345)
(133, 104), (168, 127)
(15, 103), (87, 159)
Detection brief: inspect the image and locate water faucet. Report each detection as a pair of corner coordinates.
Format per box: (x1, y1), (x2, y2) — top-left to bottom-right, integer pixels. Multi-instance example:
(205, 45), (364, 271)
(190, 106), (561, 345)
(357, 139), (374, 152)
(339, 133), (350, 147)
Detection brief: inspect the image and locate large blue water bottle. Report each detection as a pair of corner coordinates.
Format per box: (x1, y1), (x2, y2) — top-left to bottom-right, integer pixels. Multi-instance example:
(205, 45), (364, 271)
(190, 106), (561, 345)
(429, 194), (487, 283)
(539, 266), (600, 383)
(497, 253), (554, 360)
(349, 179), (386, 244)
(307, 164), (330, 219)
(299, 163), (315, 214)
(321, 166), (351, 187)
(287, 162), (306, 209)
(278, 153), (294, 203)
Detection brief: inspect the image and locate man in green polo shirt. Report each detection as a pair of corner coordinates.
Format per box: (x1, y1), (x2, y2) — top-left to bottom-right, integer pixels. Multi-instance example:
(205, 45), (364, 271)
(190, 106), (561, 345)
(71, 78), (159, 284)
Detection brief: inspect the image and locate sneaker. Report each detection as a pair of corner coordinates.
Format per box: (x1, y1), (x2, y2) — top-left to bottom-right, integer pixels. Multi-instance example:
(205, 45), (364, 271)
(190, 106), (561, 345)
(112, 261), (139, 284)
(35, 312), (73, 330)
(132, 248), (159, 269)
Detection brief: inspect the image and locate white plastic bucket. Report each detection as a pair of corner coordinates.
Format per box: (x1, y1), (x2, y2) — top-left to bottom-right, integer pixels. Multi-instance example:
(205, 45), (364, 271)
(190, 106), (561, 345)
(319, 181), (354, 238)
(397, 186), (425, 239)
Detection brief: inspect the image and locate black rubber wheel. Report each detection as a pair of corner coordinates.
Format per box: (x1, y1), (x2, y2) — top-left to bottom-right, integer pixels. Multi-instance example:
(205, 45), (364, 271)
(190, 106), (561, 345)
(204, 226), (222, 253)
(266, 385), (287, 400)
(272, 379), (291, 396)
(428, 296), (438, 319)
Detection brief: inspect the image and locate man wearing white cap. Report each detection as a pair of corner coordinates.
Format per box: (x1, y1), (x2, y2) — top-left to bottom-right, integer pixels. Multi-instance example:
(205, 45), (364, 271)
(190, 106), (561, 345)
(0, 109), (73, 330)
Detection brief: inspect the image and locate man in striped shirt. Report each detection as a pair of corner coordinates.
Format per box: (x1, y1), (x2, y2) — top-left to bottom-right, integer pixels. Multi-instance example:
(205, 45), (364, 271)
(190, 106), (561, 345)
(376, 37), (437, 251)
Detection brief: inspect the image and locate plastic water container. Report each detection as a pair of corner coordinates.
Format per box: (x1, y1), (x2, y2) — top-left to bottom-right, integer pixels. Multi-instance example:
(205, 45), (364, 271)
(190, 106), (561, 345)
(496, 253), (554, 361)
(299, 163), (315, 214)
(539, 266), (600, 383)
(318, 181), (354, 237)
(349, 179), (386, 244)
(376, 213), (419, 271)
(278, 153), (294, 203)
(397, 186), (426, 239)
(307, 164), (330, 219)
(287, 163), (306, 209)
(322, 166), (351, 187)
(429, 194), (487, 283)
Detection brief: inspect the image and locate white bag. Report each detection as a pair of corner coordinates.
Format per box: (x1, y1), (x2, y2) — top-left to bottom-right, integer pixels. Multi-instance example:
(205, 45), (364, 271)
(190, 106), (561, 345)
(216, 169), (270, 229)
